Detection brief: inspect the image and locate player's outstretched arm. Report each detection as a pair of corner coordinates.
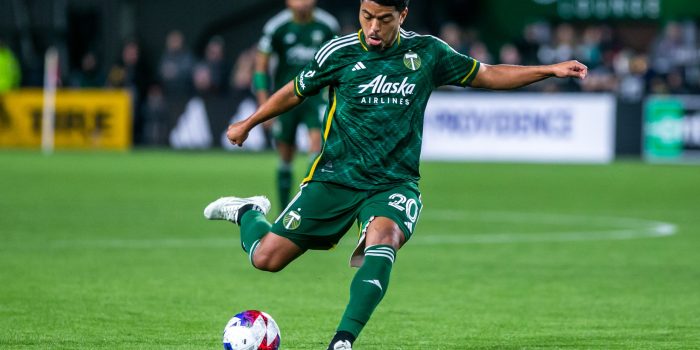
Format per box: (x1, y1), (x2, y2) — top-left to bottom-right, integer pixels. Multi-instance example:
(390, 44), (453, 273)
(470, 60), (587, 90)
(227, 81), (303, 146)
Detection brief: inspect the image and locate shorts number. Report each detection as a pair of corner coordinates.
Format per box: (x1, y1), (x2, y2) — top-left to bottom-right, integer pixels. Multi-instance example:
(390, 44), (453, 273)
(388, 193), (419, 223)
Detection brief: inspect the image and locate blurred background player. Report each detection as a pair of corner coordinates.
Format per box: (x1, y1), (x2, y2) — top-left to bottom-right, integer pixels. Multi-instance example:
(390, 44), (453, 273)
(255, 0), (340, 210)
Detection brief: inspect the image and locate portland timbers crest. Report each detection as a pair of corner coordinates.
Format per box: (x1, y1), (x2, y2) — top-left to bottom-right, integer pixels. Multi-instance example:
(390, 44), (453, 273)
(283, 210), (301, 230)
(403, 51), (421, 71)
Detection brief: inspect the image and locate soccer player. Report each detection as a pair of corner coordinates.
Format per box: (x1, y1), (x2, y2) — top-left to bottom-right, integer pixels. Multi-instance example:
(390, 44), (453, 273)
(255, 0), (339, 210)
(205, 0), (587, 349)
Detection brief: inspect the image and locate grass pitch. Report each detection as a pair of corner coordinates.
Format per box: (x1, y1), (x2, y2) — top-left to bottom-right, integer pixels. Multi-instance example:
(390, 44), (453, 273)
(0, 150), (698, 349)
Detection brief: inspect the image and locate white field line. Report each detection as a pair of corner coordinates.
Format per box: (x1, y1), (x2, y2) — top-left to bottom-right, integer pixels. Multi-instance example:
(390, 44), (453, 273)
(412, 210), (677, 244)
(10, 211), (677, 250)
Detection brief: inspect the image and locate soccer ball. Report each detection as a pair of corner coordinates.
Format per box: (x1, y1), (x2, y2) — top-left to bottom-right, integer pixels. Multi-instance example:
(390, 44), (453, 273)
(222, 310), (281, 350)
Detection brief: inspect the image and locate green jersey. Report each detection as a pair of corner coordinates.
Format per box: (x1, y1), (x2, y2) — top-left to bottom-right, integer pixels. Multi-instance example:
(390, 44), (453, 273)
(294, 29), (480, 190)
(258, 8), (339, 89)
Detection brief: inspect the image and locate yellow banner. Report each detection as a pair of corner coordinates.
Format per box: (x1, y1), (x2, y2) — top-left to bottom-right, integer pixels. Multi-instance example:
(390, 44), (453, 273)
(0, 89), (132, 150)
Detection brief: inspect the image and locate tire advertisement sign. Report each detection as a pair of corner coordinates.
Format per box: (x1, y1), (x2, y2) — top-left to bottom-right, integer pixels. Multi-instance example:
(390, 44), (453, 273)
(0, 89), (132, 150)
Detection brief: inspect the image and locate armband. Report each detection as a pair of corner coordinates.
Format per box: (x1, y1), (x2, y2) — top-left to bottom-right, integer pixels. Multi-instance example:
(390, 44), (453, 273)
(253, 71), (269, 92)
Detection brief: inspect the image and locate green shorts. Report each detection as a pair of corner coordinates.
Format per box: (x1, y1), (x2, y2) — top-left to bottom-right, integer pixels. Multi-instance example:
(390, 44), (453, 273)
(272, 95), (325, 145)
(270, 181), (423, 264)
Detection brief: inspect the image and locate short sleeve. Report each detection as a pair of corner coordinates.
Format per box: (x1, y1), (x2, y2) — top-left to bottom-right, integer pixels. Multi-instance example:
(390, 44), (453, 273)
(432, 37), (480, 87)
(258, 10), (292, 55)
(293, 57), (338, 98)
(258, 27), (274, 55)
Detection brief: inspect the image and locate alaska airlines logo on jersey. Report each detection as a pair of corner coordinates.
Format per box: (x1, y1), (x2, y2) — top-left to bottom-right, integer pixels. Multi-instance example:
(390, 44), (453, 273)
(358, 75), (416, 97)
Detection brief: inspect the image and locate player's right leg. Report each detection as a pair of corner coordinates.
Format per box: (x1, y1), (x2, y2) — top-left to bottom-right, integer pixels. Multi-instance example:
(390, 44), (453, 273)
(276, 141), (295, 210)
(272, 109), (301, 210)
(203, 195), (304, 272)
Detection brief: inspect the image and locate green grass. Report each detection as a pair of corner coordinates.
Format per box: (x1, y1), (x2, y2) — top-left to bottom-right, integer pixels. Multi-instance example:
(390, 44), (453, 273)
(0, 150), (698, 349)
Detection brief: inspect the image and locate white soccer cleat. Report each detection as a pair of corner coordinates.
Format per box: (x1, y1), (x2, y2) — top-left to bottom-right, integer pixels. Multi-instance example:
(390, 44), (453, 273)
(203, 196), (271, 224)
(332, 340), (352, 350)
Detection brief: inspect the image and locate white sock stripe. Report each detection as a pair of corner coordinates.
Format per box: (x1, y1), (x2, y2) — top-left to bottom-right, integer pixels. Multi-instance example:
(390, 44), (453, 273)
(366, 251), (394, 260)
(366, 249), (395, 258)
(364, 245), (396, 254)
(365, 252), (395, 263)
(319, 39), (360, 66)
(367, 250), (395, 261)
(315, 34), (357, 61)
(372, 246), (396, 253)
(366, 248), (395, 258)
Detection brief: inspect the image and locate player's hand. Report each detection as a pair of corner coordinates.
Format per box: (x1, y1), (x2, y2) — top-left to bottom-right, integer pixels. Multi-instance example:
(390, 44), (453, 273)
(226, 120), (250, 147)
(551, 60), (588, 80)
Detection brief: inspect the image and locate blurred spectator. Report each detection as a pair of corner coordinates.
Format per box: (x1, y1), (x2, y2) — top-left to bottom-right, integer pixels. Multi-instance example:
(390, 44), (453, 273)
(0, 39), (21, 92)
(575, 25), (603, 68)
(498, 43), (521, 65)
(580, 47), (617, 93)
(468, 41), (492, 64)
(158, 30), (194, 96)
(69, 51), (103, 88)
(649, 68), (690, 95)
(439, 22), (467, 53)
(230, 46), (256, 94)
(516, 22), (550, 66)
(192, 63), (213, 97)
(616, 51), (650, 102)
(650, 21), (696, 75)
(665, 69), (691, 94)
(106, 39), (150, 144)
(538, 23), (576, 64)
(106, 39), (149, 92)
(200, 36), (230, 95)
(141, 85), (169, 146)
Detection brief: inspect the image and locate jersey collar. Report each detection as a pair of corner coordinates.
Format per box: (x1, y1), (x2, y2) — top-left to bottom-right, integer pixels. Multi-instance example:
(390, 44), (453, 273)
(358, 29), (401, 53)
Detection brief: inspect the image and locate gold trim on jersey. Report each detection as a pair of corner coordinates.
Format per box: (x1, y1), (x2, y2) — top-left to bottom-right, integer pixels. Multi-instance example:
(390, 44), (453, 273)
(460, 61), (480, 85)
(303, 90), (337, 183)
(358, 30), (369, 51)
(294, 76), (304, 97)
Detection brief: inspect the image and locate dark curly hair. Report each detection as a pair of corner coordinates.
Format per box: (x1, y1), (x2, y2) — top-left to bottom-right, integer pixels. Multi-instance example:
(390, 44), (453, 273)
(361, 0), (410, 12)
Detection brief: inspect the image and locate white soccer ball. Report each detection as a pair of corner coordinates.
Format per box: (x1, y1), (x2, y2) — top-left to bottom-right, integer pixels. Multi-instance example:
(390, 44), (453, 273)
(223, 326), (257, 350)
(222, 310), (281, 350)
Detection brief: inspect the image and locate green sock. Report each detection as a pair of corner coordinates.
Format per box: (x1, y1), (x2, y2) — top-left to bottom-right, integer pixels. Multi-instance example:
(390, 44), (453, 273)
(277, 164), (292, 209)
(240, 210), (271, 266)
(337, 245), (396, 338)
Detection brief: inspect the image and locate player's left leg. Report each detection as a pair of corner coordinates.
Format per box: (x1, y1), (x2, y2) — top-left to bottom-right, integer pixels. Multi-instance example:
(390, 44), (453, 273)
(328, 184), (422, 350)
(328, 217), (405, 350)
